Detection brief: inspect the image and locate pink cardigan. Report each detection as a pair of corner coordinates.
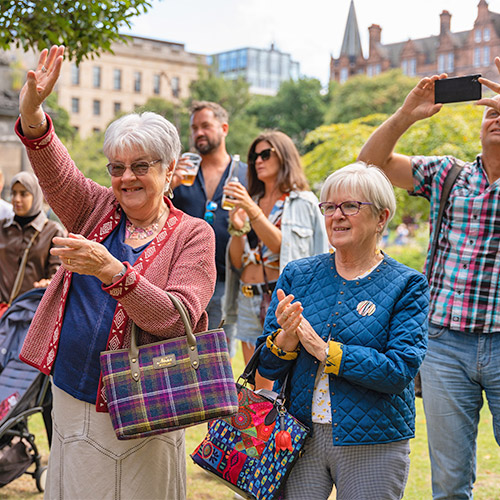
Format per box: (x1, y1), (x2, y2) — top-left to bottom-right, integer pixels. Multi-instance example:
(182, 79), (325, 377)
(17, 117), (216, 376)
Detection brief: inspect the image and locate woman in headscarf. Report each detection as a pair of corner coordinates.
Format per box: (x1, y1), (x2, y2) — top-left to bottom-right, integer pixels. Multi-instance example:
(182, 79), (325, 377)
(0, 171), (64, 306)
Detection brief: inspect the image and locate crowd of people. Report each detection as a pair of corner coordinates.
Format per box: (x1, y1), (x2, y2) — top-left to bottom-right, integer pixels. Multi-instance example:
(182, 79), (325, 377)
(1, 44), (498, 500)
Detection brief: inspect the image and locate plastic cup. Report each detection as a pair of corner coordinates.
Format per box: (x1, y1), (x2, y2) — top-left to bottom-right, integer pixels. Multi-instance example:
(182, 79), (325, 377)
(179, 153), (201, 186)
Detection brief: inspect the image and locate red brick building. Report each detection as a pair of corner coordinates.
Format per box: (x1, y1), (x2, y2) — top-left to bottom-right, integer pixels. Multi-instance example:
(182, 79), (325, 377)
(330, 0), (500, 83)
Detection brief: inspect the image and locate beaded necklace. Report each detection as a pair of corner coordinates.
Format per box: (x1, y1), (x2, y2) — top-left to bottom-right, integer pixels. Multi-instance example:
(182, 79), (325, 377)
(125, 207), (167, 240)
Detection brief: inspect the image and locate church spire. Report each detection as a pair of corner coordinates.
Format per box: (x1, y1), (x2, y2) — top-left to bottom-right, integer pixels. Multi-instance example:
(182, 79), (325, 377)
(340, 0), (363, 61)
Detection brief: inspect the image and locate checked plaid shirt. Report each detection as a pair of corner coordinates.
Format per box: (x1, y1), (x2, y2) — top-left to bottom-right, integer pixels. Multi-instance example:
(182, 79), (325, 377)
(411, 154), (500, 334)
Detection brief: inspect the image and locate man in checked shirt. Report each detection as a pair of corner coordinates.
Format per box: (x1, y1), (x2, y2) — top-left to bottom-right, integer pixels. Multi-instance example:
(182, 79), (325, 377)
(358, 61), (500, 500)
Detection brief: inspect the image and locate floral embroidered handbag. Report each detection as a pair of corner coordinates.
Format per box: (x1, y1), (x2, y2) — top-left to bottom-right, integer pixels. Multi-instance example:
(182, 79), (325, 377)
(100, 292), (238, 440)
(191, 343), (310, 500)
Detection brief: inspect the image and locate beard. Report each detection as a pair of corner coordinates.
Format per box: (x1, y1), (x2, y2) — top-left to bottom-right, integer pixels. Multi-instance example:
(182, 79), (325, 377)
(194, 134), (222, 155)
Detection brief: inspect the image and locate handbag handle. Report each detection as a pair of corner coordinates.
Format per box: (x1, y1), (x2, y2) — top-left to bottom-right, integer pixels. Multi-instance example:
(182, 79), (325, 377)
(129, 291), (200, 381)
(239, 342), (290, 410)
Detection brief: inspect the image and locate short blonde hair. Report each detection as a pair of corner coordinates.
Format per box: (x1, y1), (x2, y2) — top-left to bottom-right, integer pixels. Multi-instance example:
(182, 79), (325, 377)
(320, 162), (396, 233)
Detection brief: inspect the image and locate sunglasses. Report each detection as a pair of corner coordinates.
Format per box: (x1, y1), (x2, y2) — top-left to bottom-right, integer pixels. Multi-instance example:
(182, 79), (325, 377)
(318, 201), (373, 217)
(106, 159), (162, 177)
(204, 200), (217, 224)
(249, 148), (275, 163)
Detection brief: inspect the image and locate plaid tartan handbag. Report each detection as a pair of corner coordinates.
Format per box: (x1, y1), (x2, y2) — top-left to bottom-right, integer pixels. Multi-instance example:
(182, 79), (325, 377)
(100, 292), (238, 440)
(191, 344), (310, 500)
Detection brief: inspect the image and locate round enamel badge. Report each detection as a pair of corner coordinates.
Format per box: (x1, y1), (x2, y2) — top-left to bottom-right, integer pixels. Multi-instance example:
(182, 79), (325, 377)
(356, 300), (376, 316)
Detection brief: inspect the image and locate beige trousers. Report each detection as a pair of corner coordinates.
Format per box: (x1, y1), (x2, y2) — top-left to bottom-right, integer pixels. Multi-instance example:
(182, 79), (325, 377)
(44, 384), (186, 500)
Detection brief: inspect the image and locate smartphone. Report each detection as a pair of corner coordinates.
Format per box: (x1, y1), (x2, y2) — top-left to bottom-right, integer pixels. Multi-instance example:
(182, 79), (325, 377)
(434, 74), (482, 104)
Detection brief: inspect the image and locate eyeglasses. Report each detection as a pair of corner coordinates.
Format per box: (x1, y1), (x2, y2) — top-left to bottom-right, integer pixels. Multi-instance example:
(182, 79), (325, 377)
(319, 201), (373, 217)
(106, 159), (162, 177)
(249, 148), (275, 163)
(204, 200), (217, 224)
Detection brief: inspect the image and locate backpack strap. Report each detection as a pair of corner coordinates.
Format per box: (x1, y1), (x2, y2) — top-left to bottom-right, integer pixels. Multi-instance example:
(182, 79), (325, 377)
(426, 161), (463, 280)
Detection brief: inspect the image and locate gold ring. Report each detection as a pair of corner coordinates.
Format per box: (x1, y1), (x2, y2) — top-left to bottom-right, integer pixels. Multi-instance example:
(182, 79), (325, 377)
(67, 258), (71, 265)
(41, 65), (48, 73)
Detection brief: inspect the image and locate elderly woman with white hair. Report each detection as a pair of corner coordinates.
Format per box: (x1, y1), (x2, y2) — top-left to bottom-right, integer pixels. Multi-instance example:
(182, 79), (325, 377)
(16, 46), (216, 499)
(256, 162), (429, 500)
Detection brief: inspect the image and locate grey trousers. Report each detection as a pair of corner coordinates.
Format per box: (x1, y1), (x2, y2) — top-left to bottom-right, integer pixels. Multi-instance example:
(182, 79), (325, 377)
(284, 423), (410, 500)
(44, 384), (186, 500)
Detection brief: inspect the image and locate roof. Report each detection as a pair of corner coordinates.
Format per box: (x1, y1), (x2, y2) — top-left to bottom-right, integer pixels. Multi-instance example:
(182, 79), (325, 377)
(340, 0), (363, 60)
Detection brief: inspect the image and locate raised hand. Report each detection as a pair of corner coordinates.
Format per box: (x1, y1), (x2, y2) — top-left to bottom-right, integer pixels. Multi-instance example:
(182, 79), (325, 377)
(19, 45), (64, 137)
(477, 56), (500, 110)
(400, 74), (447, 122)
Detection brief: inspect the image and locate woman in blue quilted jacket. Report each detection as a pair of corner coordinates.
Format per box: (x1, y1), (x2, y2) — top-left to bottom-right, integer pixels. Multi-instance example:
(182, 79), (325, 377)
(257, 162), (429, 500)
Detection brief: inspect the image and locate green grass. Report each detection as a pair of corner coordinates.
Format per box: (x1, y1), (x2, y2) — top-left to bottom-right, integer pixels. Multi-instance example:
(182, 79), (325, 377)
(1, 349), (499, 499)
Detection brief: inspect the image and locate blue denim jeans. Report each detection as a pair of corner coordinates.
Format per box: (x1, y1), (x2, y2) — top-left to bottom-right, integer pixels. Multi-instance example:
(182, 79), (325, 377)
(420, 324), (500, 500)
(207, 278), (236, 357)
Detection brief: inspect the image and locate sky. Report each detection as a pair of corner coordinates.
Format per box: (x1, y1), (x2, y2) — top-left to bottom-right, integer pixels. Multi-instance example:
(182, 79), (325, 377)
(124, 0), (500, 86)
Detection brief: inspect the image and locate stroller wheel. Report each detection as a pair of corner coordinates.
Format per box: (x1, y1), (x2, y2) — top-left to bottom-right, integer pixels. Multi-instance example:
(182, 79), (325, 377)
(35, 465), (48, 492)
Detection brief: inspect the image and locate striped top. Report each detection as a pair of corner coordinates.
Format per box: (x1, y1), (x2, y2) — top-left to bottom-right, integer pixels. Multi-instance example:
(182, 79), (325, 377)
(411, 154), (500, 334)
(241, 193), (288, 272)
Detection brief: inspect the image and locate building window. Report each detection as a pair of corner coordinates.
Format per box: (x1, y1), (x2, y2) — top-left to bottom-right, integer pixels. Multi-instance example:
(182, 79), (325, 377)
(153, 74), (161, 95)
(483, 46), (490, 66)
(113, 102), (121, 115)
(113, 69), (122, 90)
(93, 66), (101, 88)
(447, 52), (454, 72)
(93, 100), (101, 116)
(340, 67), (349, 83)
(402, 59), (416, 76)
(484, 27), (491, 42)
(474, 47), (481, 67)
(93, 128), (101, 134)
(375, 64), (381, 75)
(219, 54), (228, 72)
(475, 28), (482, 43)
(171, 77), (180, 98)
(438, 54), (445, 73)
(71, 63), (80, 85)
(71, 97), (79, 113)
(134, 71), (142, 92)
(367, 65), (373, 77)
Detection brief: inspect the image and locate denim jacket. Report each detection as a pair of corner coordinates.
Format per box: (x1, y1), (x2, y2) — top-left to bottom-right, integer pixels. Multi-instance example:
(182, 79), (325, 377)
(223, 190), (328, 325)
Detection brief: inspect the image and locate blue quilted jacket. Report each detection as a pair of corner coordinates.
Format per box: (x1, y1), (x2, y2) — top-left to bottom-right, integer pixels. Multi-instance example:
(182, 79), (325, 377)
(256, 252), (429, 446)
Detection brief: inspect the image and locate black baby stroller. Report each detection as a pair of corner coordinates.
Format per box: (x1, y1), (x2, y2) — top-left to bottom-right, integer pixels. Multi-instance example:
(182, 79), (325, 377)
(0, 288), (51, 493)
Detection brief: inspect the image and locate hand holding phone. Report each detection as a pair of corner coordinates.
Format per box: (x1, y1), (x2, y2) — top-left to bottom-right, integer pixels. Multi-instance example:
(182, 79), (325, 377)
(434, 74), (482, 104)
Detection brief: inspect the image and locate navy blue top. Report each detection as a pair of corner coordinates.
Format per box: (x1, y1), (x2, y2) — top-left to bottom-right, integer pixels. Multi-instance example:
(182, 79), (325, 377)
(53, 215), (149, 403)
(172, 157), (247, 280)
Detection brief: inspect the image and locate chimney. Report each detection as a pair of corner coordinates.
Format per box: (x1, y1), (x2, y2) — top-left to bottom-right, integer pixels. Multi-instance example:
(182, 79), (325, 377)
(368, 24), (382, 58)
(440, 10), (451, 35)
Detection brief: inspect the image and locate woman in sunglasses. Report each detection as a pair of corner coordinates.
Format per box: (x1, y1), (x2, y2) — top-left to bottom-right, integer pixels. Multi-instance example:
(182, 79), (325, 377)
(16, 46), (216, 500)
(256, 163), (429, 499)
(223, 130), (328, 388)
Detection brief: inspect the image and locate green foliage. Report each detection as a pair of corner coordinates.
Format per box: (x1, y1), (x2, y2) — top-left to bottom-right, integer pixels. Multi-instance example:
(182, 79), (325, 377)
(302, 114), (387, 187)
(326, 70), (418, 124)
(189, 68), (253, 120)
(0, 0), (153, 64)
(67, 131), (109, 186)
(247, 78), (326, 152)
(135, 97), (191, 151)
(45, 93), (75, 143)
(303, 103), (483, 224)
(188, 69), (260, 158)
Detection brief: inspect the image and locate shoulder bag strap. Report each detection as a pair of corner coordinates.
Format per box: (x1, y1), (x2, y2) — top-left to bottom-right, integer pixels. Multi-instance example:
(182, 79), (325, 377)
(8, 229), (41, 305)
(426, 162), (463, 280)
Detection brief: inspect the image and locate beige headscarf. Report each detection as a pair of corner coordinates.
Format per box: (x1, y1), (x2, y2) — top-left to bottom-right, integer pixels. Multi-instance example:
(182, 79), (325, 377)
(10, 172), (44, 217)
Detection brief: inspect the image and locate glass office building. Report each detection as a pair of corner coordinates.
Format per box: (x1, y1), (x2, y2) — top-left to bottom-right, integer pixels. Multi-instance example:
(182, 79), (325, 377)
(208, 45), (300, 95)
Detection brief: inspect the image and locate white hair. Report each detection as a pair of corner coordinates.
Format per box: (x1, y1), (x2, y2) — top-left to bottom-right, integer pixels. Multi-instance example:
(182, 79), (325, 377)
(103, 112), (181, 168)
(320, 162), (396, 233)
